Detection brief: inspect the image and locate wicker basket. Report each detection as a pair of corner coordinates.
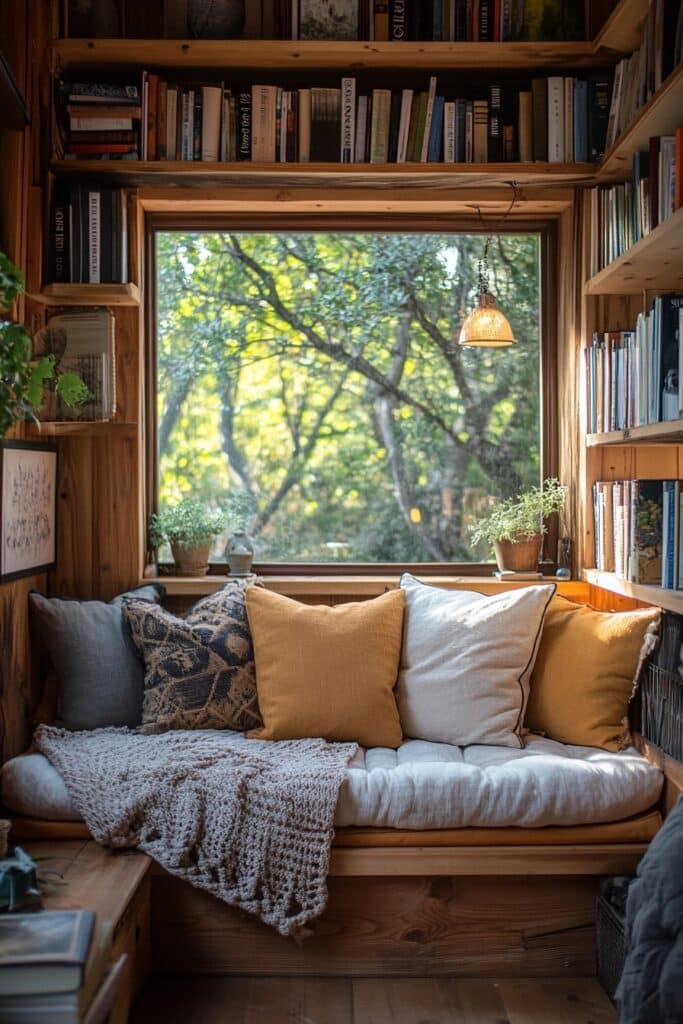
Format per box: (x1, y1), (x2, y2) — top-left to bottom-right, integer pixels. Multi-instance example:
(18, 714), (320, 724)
(596, 877), (631, 1004)
(641, 663), (683, 761)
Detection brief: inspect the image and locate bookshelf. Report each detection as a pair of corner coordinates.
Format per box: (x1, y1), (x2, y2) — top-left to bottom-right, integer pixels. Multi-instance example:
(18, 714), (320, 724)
(599, 63), (683, 180)
(583, 206), (683, 295)
(25, 420), (137, 438)
(586, 421), (683, 447)
(583, 569), (683, 614)
(36, 282), (140, 306)
(53, 38), (612, 72)
(593, 0), (650, 54)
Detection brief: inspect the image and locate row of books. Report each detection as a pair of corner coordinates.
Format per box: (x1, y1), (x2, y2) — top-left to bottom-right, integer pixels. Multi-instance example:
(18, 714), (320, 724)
(585, 294), (683, 434)
(291, 0), (584, 42)
(592, 478), (683, 589)
(33, 309), (117, 421)
(604, 0), (683, 153)
(47, 184), (129, 285)
(588, 130), (683, 276)
(58, 73), (612, 165)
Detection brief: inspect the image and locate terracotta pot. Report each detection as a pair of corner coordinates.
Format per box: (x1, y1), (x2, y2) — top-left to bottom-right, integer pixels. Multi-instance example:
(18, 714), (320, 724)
(171, 541), (211, 577)
(493, 534), (542, 573)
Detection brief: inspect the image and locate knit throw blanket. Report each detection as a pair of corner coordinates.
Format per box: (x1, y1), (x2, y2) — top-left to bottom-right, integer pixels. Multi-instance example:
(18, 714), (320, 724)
(35, 725), (356, 937)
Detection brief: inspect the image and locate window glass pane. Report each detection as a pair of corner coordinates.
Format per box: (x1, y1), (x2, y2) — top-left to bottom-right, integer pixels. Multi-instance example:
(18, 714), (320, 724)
(155, 231), (541, 564)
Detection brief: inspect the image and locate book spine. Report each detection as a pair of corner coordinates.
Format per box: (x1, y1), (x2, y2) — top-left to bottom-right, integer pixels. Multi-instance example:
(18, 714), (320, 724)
(369, 89), (391, 164)
(374, 1), (389, 40)
(478, 0), (491, 40)
(390, 0), (408, 39)
(547, 77), (564, 162)
(531, 79), (547, 161)
(573, 79), (588, 163)
(192, 90), (202, 161)
(180, 90), (192, 160)
(69, 117), (134, 132)
(420, 77), (437, 162)
(52, 185), (69, 283)
(341, 78), (356, 163)
(488, 84), (502, 161)
(588, 74), (612, 163)
(147, 74), (158, 161)
(238, 91), (251, 161)
(443, 100), (456, 162)
(298, 88), (311, 162)
(472, 99), (488, 162)
(427, 95), (444, 161)
(355, 94), (368, 162)
(517, 91), (532, 162)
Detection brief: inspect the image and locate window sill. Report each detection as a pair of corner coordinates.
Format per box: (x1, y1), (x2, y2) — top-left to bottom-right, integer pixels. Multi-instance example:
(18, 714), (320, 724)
(142, 573), (587, 600)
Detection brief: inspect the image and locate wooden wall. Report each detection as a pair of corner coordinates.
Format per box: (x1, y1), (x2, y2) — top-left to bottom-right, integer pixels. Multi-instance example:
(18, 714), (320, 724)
(0, 0), (54, 764)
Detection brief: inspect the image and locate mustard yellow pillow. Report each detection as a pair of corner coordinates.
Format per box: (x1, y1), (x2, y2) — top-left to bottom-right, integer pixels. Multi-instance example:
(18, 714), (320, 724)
(526, 595), (660, 750)
(245, 588), (405, 747)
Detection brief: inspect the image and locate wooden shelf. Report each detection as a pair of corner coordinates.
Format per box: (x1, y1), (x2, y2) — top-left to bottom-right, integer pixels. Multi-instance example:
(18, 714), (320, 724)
(52, 160), (596, 189)
(26, 420), (137, 438)
(583, 568), (683, 613)
(53, 38), (610, 72)
(583, 205), (683, 295)
(599, 63), (683, 181)
(35, 282), (140, 306)
(594, 0), (649, 55)
(586, 420), (683, 446)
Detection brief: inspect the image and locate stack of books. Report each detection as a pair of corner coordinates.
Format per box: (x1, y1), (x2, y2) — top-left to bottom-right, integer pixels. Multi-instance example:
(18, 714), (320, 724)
(0, 910), (113, 1023)
(593, 478), (683, 589)
(589, 131), (683, 275)
(585, 294), (683, 433)
(60, 72), (612, 166)
(55, 81), (141, 161)
(47, 184), (128, 285)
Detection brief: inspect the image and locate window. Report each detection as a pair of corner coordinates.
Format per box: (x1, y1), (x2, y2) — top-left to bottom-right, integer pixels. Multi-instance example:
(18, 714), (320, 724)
(152, 226), (547, 569)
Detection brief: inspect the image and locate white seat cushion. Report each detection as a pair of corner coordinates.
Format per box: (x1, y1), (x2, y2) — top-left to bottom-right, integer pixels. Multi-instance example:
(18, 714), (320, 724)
(2, 733), (662, 830)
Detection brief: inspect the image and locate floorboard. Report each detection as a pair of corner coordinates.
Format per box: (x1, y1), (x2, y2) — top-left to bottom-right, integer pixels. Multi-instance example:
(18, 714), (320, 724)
(131, 976), (616, 1023)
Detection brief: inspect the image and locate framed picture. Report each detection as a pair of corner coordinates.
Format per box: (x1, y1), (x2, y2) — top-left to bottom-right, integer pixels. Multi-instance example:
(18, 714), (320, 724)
(0, 441), (58, 582)
(298, 0), (359, 40)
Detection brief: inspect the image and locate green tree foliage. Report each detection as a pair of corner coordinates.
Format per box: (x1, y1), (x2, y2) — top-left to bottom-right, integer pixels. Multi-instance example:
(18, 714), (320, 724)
(156, 231), (541, 562)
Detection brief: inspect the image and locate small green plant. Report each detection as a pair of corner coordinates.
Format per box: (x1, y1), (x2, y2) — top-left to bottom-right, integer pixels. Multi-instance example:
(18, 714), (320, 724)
(470, 478), (567, 547)
(0, 251), (90, 436)
(149, 499), (230, 549)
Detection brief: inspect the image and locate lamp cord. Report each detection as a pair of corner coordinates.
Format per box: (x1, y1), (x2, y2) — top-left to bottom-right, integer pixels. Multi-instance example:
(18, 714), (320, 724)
(476, 181), (520, 295)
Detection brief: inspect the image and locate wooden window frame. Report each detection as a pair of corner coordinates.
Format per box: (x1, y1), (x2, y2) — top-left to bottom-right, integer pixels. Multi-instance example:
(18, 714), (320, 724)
(145, 211), (558, 577)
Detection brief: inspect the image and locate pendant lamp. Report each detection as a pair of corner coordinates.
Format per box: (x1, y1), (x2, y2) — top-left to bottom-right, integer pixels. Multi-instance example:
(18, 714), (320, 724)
(458, 189), (517, 348)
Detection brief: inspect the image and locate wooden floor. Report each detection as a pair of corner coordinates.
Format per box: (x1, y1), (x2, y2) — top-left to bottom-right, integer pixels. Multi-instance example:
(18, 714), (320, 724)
(131, 976), (616, 1023)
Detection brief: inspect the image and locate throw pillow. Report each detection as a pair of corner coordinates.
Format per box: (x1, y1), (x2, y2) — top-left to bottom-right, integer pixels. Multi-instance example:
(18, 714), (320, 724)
(526, 595), (661, 750)
(245, 587), (405, 747)
(124, 578), (262, 733)
(397, 574), (556, 748)
(29, 584), (165, 731)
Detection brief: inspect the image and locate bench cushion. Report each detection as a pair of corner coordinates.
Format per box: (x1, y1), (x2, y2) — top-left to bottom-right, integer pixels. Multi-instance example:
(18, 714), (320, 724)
(2, 733), (662, 831)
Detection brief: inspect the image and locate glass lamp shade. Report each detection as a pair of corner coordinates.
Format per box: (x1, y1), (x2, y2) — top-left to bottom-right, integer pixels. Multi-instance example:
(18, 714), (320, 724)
(458, 290), (515, 347)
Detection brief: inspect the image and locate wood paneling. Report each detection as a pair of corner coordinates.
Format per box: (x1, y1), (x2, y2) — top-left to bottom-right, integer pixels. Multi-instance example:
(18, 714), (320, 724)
(151, 873), (600, 977)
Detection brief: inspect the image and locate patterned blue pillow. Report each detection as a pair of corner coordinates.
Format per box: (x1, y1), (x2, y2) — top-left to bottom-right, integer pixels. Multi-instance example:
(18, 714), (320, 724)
(123, 578), (262, 733)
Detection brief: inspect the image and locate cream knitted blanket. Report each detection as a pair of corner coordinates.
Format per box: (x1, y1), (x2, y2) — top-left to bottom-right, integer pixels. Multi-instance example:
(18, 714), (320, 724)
(35, 725), (356, 937)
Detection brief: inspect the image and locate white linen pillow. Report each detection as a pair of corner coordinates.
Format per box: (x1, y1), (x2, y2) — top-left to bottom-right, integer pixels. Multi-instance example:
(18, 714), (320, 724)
(397, 574), (556, 748)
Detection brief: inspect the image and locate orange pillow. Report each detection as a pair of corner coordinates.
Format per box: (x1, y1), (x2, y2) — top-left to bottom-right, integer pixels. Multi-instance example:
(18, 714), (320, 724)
(246, 588), (405, 747)
(526, 595), (660, 750)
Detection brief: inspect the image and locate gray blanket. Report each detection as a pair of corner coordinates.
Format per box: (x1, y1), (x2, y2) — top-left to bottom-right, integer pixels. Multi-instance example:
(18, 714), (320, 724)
(618, 796), (683, 1023)
(35, 725), (356, 937)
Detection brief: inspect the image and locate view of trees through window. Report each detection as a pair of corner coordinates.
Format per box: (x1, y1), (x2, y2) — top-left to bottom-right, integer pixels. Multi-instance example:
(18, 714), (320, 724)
(155, 230), (541, 563)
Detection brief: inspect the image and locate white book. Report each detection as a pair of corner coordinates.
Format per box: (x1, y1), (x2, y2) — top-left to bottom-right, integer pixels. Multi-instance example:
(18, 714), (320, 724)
(87, 191), (100, 284)
(69, 117), (133, 132)
(298, 89), (311, 162)
(201, 86), (222, 162)
(355, 95), (368, 163)
(279, 90), (289, 162)
(443, 100), (456, 163)
(563, 77), (573, 163)
(166, 86), (178, 160)
(420, 76), (438, 163)
(341, 78), (356, 163)
(396, 89), (414, 163)
(251, 85), (277, 162)
(547, 77), (564, 162)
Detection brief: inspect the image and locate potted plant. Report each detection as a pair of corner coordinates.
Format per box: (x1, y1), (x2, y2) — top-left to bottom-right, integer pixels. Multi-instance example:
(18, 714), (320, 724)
(470, 478), (567, 572)
(0, 251), (90, 436)
(149, 499), (229, 577)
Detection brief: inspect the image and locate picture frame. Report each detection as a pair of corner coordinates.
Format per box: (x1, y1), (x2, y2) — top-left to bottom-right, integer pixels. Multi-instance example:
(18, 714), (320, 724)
(0, 441), (58, 582)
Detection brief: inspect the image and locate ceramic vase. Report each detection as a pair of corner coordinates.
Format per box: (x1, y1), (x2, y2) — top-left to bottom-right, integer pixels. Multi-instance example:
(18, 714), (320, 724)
(227, 529), (254, 576)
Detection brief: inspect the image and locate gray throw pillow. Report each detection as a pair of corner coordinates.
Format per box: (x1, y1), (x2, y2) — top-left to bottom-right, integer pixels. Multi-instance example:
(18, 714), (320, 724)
(29, 584), (165, 731)
(123, 578), (262, 734)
